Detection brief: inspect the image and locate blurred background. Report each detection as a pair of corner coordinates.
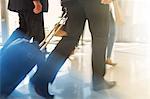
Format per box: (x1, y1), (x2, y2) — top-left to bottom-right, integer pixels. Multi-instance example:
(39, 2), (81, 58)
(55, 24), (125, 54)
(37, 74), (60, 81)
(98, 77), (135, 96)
(1, 0), (150, 44)
(1, 0), (150, 99)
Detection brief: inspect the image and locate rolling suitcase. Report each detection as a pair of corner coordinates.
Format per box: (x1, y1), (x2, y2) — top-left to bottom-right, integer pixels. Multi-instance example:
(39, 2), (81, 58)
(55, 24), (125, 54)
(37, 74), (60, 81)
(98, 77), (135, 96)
(0, 37), (45, 97)
(1, 28), (31, 52)
(0, 12), (68, 97)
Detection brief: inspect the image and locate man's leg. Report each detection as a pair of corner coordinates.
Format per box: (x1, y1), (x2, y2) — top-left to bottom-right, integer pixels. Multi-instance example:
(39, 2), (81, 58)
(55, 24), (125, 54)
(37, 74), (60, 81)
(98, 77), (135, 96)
(82, 0), (116, 91)
(30, 13), (45, 43)
(30, 2), (86, 98)
(19, 11), (45, 43)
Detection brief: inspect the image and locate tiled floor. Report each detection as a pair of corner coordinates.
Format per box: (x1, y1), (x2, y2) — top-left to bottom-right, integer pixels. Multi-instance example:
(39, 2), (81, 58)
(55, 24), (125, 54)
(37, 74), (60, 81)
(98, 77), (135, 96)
(1, 42), (149, 99)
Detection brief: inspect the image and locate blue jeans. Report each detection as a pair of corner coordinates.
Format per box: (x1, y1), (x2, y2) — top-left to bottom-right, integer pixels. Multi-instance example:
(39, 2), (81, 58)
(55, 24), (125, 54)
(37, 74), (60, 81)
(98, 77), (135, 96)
(106, 12), (116, 59)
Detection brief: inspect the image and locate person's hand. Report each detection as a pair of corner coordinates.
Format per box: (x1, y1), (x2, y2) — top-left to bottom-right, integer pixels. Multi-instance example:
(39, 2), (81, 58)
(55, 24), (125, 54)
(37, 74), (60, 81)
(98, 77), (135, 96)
(101, 0), (112, 4)
(33, 0), (42, 14)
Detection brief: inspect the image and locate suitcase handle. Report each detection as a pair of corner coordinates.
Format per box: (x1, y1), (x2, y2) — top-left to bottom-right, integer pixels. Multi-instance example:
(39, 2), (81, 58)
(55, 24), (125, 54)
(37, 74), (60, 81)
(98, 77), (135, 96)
(39, 11), (68, 50)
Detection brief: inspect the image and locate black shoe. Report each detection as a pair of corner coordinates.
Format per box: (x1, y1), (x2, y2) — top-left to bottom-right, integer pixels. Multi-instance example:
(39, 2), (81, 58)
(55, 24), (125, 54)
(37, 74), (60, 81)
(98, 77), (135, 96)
(30, 79), (54, 99)
(93, 80), (116, 91)
(33, 85), (54, 99)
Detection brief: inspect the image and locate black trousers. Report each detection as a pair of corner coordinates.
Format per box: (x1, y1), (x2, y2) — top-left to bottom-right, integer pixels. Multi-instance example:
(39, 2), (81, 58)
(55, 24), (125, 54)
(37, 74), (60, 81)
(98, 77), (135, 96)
(18, 11), (45, 43)
(31, 0), (109, 85)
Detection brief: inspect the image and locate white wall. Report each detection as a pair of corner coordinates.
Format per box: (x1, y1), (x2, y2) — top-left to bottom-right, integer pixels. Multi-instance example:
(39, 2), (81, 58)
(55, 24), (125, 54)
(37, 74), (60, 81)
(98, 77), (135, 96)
(116, 0), (150, 43)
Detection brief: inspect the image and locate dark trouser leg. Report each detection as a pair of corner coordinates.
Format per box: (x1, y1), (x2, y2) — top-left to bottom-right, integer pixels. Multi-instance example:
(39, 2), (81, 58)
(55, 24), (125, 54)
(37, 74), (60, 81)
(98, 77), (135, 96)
(18, 11), (27, 34)
(82, 0), (116, 90)
(30, 13), (45, 43)
(30, 2), (85, 98)
(81, 0), (109, 82)
(31, 1), (86, 85)
(18, 11), (45, 43)
(30, 36), (80, 98)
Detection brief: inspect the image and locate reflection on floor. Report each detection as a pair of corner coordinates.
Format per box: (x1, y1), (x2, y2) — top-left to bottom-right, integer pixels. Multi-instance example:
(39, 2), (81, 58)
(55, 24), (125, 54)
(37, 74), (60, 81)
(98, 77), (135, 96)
(3, 42), (150, 99)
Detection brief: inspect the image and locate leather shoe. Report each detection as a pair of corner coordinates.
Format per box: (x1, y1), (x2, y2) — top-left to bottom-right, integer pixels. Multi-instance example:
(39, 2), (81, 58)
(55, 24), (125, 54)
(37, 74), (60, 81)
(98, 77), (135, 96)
(33, 84), (54, 99)
(30, 79), (54, 99)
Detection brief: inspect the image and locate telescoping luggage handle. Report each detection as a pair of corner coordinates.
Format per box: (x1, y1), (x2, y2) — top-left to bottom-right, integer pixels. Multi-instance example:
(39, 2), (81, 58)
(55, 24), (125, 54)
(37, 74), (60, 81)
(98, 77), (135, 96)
(39, 10), (68, 50)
